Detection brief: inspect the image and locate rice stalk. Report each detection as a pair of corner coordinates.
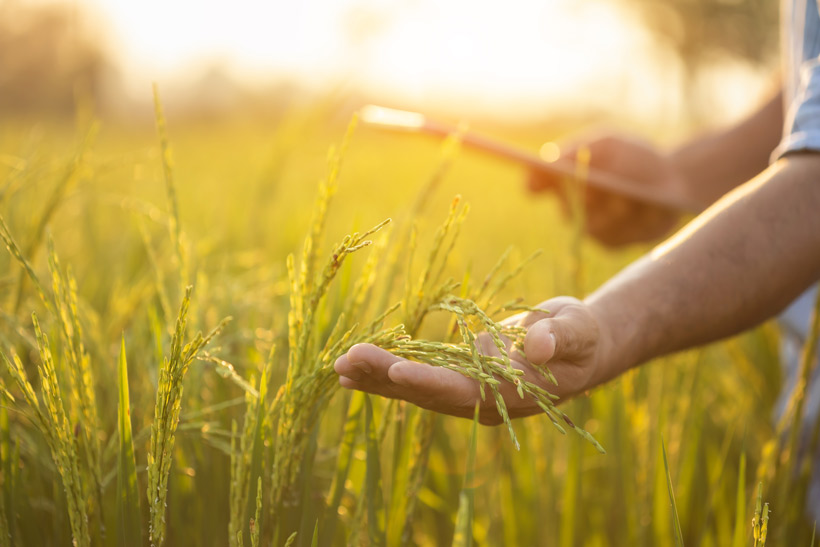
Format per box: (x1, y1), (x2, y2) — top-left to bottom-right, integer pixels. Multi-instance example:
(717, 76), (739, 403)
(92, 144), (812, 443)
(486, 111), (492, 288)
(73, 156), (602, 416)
(299, 115), (358, 304)
(2, 224), (106, 536)
(229, 346), (273, 547)
(152, 84), (188, 292)
(452, 403), (480, 547)
(12, 123), (97, 314)
(322, 391), (365, 544)
(732, 451), (746, 547)
(385, 401), (418, 547)
(270, 212), (393, 518)
(251, 477), (262, 547)
(202, 352), (259, 399)
(146, 286), (229, 546)
(2, 315), (90, 547)
(137, 219), (173, 323)
(46, 237), (104, 529)
(364, 395), (386, 546)
(407, 122), (465, 218)
(0, 214), (50, 311)
(400, 411), (435, 546)
(0, 405), (14, 547)
(752, 483), (770, 547)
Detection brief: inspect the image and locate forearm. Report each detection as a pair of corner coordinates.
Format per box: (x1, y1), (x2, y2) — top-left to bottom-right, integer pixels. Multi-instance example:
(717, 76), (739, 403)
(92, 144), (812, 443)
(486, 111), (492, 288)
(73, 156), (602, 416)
(585, 154), (820, 385)
(668, 90), (784, 207)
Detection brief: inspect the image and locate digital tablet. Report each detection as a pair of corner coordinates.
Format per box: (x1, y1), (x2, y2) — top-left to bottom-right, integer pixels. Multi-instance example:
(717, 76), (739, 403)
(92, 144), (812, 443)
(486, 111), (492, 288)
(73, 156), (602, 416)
(360, 104), (702, 213)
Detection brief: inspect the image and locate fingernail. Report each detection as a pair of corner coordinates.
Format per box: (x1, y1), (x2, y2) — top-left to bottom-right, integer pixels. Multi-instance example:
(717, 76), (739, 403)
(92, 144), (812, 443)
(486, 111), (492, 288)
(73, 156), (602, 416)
(351, 361), (372, 374)
(549, 332), (556, 346)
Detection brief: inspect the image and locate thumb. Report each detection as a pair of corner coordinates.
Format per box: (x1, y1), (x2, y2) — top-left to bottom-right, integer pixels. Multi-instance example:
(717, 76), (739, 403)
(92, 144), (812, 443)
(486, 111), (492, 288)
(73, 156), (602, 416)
(523, 304), (598, 365)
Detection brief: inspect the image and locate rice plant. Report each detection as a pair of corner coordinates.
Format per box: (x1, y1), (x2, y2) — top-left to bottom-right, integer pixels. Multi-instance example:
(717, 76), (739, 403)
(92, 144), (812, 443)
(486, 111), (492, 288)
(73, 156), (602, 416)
(0, 95), (816, 546)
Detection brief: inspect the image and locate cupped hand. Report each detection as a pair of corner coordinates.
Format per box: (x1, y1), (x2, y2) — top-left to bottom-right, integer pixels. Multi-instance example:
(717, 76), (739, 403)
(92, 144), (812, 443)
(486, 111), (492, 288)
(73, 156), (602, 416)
(528, 134), (687, 247)
(334, 297), (609, 425)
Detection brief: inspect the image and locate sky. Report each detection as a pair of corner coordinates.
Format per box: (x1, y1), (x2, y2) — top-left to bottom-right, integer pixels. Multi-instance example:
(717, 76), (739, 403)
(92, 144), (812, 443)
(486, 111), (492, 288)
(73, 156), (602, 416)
(29, 0), (771, 123)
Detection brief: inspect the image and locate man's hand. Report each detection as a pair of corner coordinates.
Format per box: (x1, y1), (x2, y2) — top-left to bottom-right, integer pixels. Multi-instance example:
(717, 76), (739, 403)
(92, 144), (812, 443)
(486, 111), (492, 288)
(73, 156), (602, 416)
(334, 297), (609, 425)
(529, 135), (688, 247)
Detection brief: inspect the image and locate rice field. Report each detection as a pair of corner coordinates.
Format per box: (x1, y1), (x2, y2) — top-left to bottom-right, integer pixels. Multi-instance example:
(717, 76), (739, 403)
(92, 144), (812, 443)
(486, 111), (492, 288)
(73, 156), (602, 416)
(0, 91), (817, 546)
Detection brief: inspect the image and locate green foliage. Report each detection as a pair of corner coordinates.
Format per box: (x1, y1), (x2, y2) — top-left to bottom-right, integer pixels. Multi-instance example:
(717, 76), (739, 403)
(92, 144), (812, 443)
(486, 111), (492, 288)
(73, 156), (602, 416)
(116, 337), (142, 546)
(452, 403), (479, 547)
(147, 286), (229, 546)
(0, 100), (815, 546)
(662, 437), (684, 547)
(3, 316), (91, 546)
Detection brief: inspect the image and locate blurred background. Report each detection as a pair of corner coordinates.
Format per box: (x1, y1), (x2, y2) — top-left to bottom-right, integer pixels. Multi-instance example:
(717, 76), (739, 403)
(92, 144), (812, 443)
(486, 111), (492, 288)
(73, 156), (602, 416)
(1, 0), (778, 132)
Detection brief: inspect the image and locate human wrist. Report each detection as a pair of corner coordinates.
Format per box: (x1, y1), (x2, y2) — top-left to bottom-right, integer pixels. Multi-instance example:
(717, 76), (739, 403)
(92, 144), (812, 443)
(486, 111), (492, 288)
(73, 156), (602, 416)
(582, 299), (625, 391)
(583, 274), (658, 388)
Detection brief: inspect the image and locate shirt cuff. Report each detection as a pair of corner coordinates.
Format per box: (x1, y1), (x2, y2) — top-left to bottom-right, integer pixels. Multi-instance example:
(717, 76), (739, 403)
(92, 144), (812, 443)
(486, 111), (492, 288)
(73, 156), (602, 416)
(774, 58), (820, 161)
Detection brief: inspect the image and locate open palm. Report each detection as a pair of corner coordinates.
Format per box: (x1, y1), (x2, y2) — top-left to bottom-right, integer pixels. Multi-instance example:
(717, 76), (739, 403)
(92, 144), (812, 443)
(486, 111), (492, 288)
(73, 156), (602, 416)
(335, 296), (607, 425)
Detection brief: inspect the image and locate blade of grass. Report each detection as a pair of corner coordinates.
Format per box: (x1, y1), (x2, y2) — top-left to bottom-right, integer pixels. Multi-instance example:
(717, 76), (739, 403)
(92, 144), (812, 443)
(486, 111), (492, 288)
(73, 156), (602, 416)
(753, 483), (762, 547)
(250, 477), (262, 547)
(386, 404), (417, 547)
(322, 391), (365, 545)
(115, 336), (143, 547)
(296, 424), (321, 547)
(244, 353), (273, 544)
(152, 83), (188, 291)
(364, 395), (386, 547)
(731, 451), (746, 547)
(452, 403), (479, 547)
(3, 317), (91, 547)
(400, 411), (436, 545)
(559, 433), (580, 547)
(661, 437), (685, 547)
(12, 123), (97, 313)
(0, 405), (13, 547)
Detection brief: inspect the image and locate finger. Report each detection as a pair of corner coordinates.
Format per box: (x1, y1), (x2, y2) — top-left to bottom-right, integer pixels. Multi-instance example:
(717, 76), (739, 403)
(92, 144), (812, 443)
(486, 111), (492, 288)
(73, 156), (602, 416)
(388, 361), (482, 416)
(336, 375), (402, 400)
(336, 344), (483, 416)
(523, 304), (598, 365)
(336, 343), (401, 384)
(335, 344), (422, 399)
(509, 297), (578, 329)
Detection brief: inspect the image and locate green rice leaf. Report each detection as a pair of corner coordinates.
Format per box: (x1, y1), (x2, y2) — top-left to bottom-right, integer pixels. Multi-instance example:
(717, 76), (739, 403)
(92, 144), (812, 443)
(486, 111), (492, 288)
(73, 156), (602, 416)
(452, 403), (479, 547)
(322, 391), (365, 545)
(731, 451), (746, 547)
(364, 395), (386, 546)
(661, 437), (685, 547)
(115, 336), (143, 546)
